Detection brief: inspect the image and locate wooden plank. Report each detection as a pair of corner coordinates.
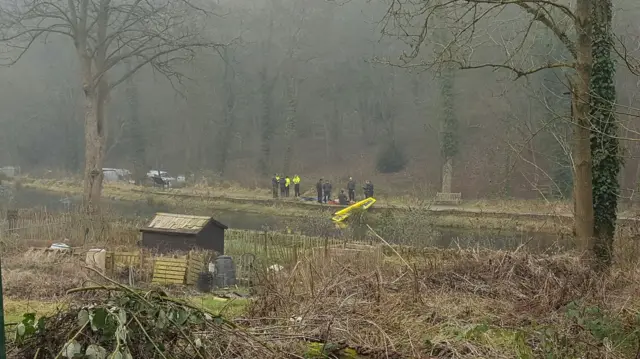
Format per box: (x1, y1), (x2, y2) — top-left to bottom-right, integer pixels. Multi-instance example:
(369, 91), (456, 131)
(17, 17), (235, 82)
(153, 270), (186, 277)
(153, 273), (184, 279)
(152, 277), (184, 284)
(155, 262), (187, 268)
(188, 267), (203, 275)
(153, 273), (185, 280)
(155, 262), (185, 267)
(155, 257), (188, 263)
(153, 271), (185, 278)
(155, 267), (187, 273)
(154, 272), (185, 277)
(154, 271), (186, 278)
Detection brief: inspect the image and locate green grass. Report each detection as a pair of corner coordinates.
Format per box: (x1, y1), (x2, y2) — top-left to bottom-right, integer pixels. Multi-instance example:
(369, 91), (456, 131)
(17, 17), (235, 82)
(3, 299), (65, 324)
(188, 295), (249, 318)
(3, 294), (249, 328)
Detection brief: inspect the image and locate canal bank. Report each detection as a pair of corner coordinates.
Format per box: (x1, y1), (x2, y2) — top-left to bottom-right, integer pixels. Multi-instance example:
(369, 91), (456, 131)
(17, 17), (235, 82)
(13, 178), (583, 234)
(2, 187), (580, 253)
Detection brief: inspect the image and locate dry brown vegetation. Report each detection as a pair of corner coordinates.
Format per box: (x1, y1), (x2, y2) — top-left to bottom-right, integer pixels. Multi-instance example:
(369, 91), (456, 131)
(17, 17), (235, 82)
(1, 210), (640, 357)
(2, 251), (88, 300)
(245, 245), (640, 358)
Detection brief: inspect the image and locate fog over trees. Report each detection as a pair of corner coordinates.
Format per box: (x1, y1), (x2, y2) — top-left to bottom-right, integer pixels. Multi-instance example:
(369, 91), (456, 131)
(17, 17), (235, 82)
(0, 0), (639, 208)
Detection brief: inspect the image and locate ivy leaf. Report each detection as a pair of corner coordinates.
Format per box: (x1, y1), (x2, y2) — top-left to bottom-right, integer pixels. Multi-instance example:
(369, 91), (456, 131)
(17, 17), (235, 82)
(62, 339), (81, 358)
(115, 326), (128, 342)
(176, 309), (189, 326)
(118, 309), (127, 324)
(22, 313), (36, 326)
(85, 344), (107, 359)
(156, 310), (167, 329)
(37, 317), (46, 331)
(110, 351), (123, 359)
(91, 308), (108, 331)
(78, 309), (90, 327)
(16, 323), (26, 337)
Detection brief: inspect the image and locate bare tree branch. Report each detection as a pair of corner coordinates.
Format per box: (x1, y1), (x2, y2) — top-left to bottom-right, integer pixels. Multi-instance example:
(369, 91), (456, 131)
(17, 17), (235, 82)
(0, 0), (228, 208)
(380, 0), (577, 76)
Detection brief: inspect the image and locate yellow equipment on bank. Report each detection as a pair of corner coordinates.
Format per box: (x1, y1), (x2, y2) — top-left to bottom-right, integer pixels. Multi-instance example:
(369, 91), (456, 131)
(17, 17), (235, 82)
(331, 197), (376, 223)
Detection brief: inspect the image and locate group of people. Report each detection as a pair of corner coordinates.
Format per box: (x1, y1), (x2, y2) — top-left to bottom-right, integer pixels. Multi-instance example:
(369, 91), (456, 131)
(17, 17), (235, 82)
(271, 173), (374, 205)
(271, 174), (301, 198)
(317, 177), (374, 205)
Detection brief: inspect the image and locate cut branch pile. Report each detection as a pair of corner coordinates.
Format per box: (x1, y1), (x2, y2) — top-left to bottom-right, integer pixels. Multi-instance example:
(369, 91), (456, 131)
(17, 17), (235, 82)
(9, 286), (276, 359)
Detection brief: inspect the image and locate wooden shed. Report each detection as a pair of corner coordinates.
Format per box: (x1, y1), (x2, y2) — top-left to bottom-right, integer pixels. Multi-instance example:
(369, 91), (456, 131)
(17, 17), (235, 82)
(139, 213), (227, 254)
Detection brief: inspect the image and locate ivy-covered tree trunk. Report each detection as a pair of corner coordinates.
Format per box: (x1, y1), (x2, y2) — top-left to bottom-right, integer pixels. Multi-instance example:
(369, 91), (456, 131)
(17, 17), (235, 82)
(258, 16), (275, 176)
(589, 0), (620, 268)
(282, 75), (298, 175)
(568, 0), (595, 248)
(440, 63), (458, 193)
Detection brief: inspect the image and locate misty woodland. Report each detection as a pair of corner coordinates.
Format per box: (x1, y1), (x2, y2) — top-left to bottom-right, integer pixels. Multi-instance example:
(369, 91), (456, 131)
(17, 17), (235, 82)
(3, 0), (640, 358)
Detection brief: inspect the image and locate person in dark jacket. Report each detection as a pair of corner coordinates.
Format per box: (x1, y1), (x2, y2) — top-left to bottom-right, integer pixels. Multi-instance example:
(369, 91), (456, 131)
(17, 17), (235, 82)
(271, 174), (279, 198)
(280, 176), (287, 197)
(316, 179), (324, 203)
(347, 177), (356, 202)
(322, 180), (332, 203)
(363, 180), (374, 198)
(338, 190), (349, 205)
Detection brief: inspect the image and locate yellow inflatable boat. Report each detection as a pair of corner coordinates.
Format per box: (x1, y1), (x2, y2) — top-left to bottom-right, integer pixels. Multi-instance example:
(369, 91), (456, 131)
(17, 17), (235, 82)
(331, 197), (376, 223)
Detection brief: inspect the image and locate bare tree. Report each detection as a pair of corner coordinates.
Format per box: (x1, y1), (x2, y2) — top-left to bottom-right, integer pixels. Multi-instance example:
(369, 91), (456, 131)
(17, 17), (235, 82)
(381, 0), (594, 243)
(214, 46), (237, 176)
(0, 0), (225, 211)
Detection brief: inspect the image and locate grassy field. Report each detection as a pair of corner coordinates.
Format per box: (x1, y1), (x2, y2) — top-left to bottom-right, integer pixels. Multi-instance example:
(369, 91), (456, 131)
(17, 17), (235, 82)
(18, 176), (577, 214)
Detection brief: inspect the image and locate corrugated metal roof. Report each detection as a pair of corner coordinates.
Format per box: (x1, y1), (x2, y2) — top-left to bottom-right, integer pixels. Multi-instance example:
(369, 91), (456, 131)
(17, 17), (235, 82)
(145, 213), (212, 234)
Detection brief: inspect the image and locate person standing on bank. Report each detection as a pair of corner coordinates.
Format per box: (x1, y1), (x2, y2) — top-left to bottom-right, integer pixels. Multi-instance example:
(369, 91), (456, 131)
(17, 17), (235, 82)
(280, 175), (287, 197)
(316, 178), (323, 204)
(284, 176), (291, 197)
(322, 180), (333, 203)
(271, 174), (279, 198)
(347, 177), (356, 202)
(293, 174), (301, 197)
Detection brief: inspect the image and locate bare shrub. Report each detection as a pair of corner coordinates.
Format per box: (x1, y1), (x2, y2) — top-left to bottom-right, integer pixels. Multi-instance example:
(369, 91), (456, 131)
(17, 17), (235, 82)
(246, 248), (636, 358)
(2, 251), (87, 299)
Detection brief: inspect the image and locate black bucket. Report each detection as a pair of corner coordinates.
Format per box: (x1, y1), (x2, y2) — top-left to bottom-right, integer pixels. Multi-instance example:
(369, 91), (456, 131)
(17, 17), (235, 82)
(196, 272), (213, 293)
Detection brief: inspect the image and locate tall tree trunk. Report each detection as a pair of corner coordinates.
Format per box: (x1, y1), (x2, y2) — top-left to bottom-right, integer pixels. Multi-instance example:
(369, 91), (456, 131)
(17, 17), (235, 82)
(81, 0), (110, 213)
(572, 0), (594, 244)
(215, 47), (236, 176)
(83, 86), (107, 212)
(590, 0), (619, 268)
(440, 63), (458, 194)
(125, 67), (146, 184)
(329, 98), (342, 161)
(258, 16), (275, 176)
(282, 76), (298, 175)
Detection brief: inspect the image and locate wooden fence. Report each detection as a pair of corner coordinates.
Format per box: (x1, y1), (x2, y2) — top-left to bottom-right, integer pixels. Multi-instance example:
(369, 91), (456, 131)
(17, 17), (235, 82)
(224, 229), (383, 269)
(152, 256), (188, 285)
(151, 251), (209, 286)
